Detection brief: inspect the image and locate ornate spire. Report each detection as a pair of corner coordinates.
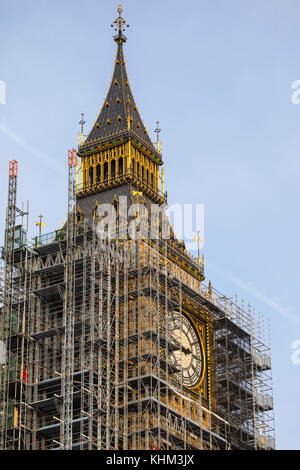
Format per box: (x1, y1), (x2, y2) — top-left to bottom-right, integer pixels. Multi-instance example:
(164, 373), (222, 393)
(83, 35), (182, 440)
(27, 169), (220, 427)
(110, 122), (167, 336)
(83, 5), (159, 154)
(111, 4), (129, 45)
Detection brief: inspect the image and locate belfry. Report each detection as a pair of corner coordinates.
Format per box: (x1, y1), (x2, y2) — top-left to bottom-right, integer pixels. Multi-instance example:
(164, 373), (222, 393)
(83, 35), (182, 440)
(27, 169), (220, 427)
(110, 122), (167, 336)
(77, 5), (165, 224)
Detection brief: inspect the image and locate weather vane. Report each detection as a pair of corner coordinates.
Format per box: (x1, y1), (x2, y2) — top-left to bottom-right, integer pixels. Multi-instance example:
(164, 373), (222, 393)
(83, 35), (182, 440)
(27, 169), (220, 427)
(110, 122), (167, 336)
(111, 4), (130, 44)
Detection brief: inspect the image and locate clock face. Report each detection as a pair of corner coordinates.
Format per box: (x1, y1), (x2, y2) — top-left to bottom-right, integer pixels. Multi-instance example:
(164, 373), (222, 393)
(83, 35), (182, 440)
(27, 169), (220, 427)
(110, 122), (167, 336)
(166, 311), (204, 389)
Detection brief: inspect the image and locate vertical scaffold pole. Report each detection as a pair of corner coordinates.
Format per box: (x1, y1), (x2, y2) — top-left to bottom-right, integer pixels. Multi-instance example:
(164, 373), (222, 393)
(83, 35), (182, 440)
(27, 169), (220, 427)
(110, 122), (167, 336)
(61, 149), (77, 450)
(0, 160), (18, 450)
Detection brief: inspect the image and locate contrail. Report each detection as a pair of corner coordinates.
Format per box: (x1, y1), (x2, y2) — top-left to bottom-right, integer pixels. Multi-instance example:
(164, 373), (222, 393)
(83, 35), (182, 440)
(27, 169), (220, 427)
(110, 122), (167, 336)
(207, 263), (300, 327)
(0, 120), (64, 175)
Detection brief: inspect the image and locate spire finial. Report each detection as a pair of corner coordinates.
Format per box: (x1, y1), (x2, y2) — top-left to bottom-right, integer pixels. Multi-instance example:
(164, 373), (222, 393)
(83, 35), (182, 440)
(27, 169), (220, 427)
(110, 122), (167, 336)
(155, 121), (161, 144)
(78, 112), (86, 145)
(154, 121), (162, 152)
(111, 4), (130, 44)
(79, 113), (86, 135)
(36, 212), (45, 240)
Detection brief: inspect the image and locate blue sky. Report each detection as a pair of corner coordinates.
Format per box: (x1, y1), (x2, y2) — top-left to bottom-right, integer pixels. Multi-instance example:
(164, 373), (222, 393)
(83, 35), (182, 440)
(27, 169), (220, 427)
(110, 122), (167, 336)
(1, 0), (300, 449)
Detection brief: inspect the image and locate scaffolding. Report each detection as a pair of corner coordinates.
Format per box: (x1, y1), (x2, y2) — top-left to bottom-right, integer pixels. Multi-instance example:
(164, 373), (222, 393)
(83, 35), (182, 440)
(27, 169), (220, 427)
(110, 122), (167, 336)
(0, 156), (275, 451)
(60, 149), (77, 449)
(0, 161), (31, 450)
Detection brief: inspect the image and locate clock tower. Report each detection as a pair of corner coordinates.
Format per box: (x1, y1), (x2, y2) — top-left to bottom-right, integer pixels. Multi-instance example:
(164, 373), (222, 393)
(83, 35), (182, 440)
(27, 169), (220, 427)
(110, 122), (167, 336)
(0, 6), (275, 451)
(71, 6), (274, 450)
(76, 5), (165, 225)
(75, 6), (214, 449)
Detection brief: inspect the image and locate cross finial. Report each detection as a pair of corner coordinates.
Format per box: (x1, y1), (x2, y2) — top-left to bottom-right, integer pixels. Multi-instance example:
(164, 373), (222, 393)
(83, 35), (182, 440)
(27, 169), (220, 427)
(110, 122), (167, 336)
(111, 4), (129, 44)
(36, 213), (45, 239)
(78, 112), (86, 146)
(79, 112), (86, 135)
(155, 121), (161, 144)
(194, 230), (204, 267)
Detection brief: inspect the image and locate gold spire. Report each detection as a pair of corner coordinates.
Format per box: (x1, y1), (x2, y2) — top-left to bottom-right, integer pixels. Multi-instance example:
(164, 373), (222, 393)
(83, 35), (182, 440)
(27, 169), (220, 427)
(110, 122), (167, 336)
(194, 231), (203, 267)
(35, 213), (45, 239)
(111, 4), (130, 45)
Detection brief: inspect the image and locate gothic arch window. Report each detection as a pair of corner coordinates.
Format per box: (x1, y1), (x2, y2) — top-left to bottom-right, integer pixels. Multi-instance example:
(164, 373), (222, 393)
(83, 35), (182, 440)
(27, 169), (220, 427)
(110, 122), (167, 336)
(137, 162), (140, 180)
(93, 203), (100, 221)
(89, 166), (93, 187)
(96, 164), (101, 183)
(113, 197), (119, 214)
(76, 209), (83, 224)
(104, 162), (108, 181)
(113, 197), (119, 232)
(111, 159), (116, 178)
(119, 157), (123, 175)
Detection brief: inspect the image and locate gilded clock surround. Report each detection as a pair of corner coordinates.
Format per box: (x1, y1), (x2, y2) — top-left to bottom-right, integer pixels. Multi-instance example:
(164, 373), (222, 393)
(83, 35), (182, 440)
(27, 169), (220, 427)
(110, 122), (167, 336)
(172, 308), (210, 402)
(167, 310), (206, 392)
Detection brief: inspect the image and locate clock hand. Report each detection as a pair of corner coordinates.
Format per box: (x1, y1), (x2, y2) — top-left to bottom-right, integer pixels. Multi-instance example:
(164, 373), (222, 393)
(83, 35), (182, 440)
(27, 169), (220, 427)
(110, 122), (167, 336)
(165, 331), (180, 349)
(182, 346), (192, 355)
(168, 332), (192, 356)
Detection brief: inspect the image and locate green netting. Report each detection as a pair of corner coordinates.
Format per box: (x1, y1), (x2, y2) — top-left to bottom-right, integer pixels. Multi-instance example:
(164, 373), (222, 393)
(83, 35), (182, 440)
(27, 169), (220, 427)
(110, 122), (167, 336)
(10, 312), (22, 335)
(8, 356), (20, 382)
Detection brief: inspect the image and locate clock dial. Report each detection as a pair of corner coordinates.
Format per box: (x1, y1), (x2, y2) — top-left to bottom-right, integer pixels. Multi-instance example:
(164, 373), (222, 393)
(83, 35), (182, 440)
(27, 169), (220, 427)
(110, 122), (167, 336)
(166, 311), (203, 389)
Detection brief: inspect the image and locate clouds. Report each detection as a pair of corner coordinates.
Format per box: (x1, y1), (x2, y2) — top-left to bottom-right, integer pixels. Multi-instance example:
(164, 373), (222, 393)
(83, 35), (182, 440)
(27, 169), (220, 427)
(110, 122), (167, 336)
(208, 263), (300, 328)
(0, 120), (64, 175)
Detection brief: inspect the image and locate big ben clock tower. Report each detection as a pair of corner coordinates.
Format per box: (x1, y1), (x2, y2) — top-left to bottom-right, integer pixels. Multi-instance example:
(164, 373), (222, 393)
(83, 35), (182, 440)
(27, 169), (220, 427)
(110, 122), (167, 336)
(74, 6), (214, 449)
(0, 6), (275, 451)
(71, 6), (274, 451)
